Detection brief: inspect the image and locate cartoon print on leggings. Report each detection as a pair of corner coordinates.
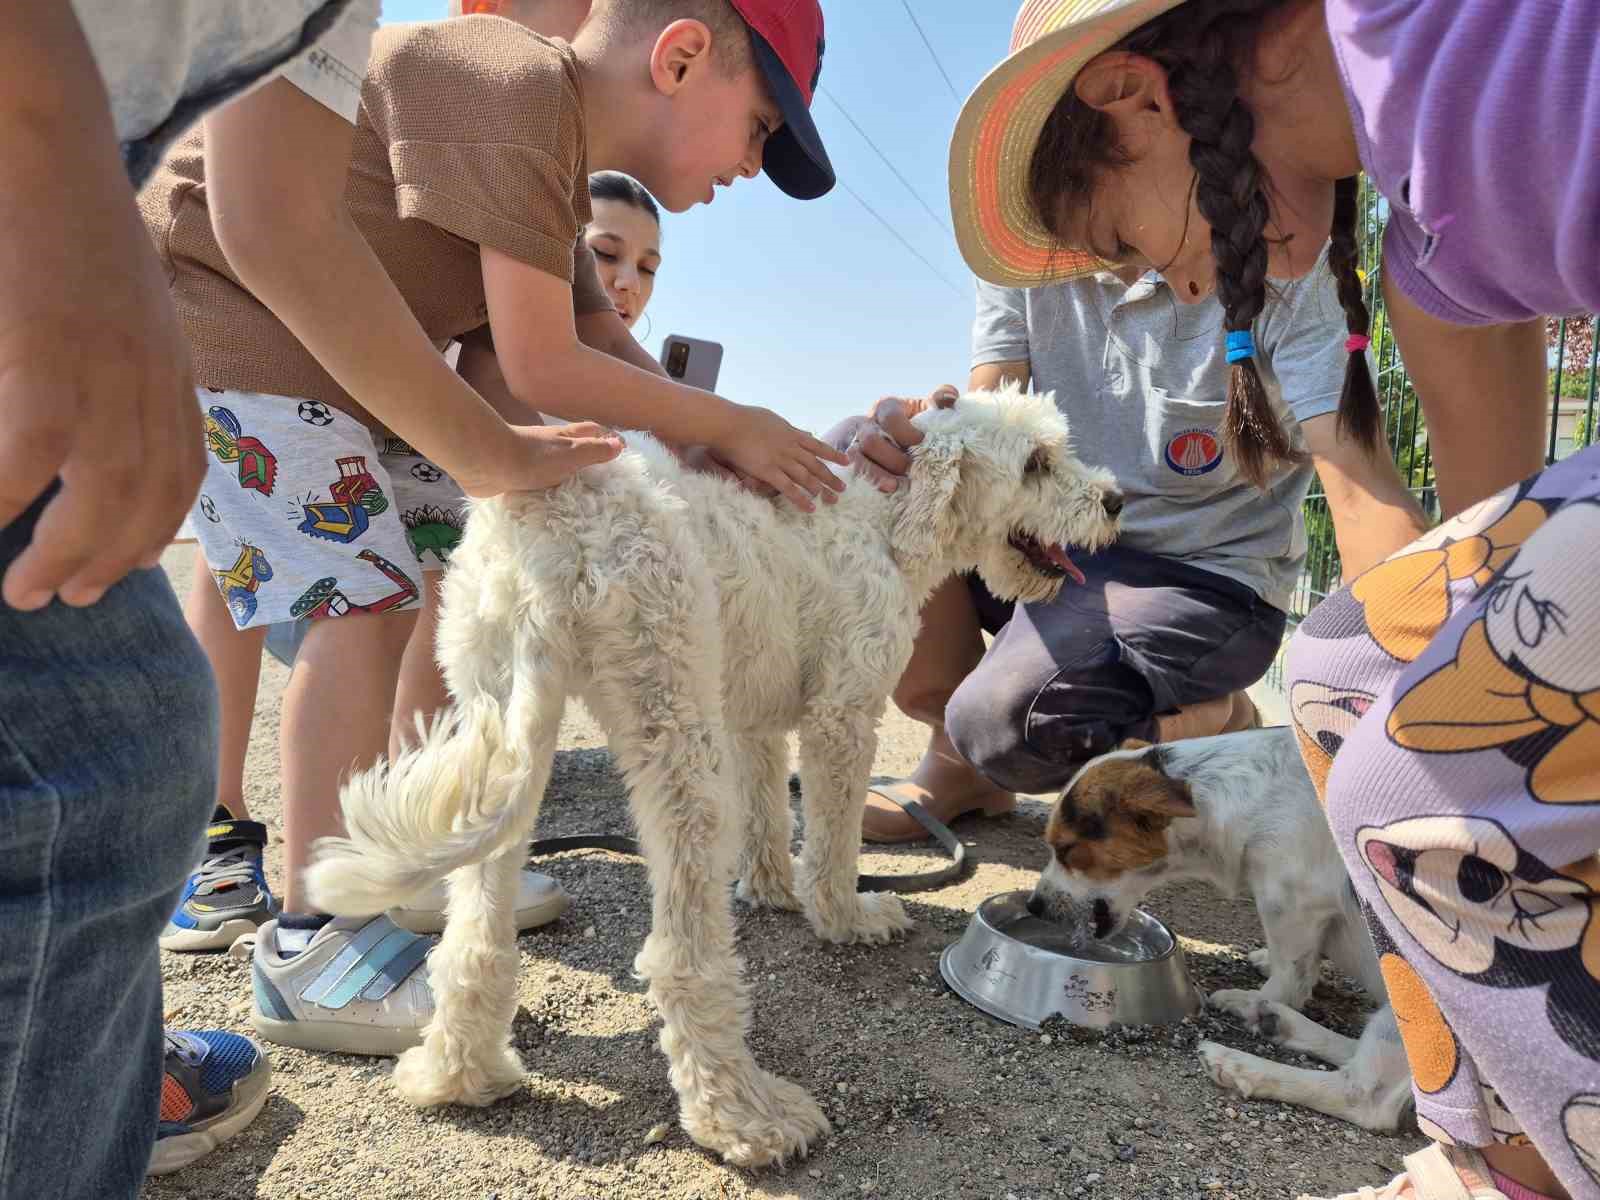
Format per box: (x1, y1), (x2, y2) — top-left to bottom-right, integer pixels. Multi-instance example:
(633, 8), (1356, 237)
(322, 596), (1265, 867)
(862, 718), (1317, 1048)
(1387, 501), (1600, 807)
(1564, 1093), (1600, 1188)
(1289, 680), (1376, 799)
(1355, 814), (1600, 1061)
(1295, 485), (1550, 662)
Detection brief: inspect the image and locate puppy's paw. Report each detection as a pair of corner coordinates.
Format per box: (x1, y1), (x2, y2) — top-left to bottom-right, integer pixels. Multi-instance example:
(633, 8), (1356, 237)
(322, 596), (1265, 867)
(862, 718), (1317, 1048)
(1198, 1040), (1261, 1100)
(736, 857), (804, 912)
(1247, 947), (1272, 977)
(1207, 988), (1279, 1038)
(680, 1068), (830, 1168)
(392, 1039), (524, 1108)
(808, 890), (913, 945)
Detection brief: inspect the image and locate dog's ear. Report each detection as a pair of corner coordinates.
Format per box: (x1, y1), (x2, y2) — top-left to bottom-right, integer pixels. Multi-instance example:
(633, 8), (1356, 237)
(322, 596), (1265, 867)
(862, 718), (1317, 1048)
(1119, 737), (1152, 752)
(892, 437), (964, 565)
(1129, 770), (1196, 820)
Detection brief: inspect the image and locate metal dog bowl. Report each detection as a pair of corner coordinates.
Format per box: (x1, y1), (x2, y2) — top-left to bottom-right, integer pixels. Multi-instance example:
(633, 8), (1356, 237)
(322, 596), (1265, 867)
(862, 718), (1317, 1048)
(939, 891), (1202, 1030)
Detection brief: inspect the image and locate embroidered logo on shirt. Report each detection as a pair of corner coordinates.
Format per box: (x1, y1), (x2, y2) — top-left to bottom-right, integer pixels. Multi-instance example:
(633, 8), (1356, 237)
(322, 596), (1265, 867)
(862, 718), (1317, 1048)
(1164, 428), (1223, 476)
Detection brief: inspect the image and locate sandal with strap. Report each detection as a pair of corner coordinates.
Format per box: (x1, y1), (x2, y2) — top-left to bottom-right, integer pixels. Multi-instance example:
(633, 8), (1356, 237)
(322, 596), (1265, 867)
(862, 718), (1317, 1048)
(860, 776), (1014, 845)
(1297, 1143), (1509, 1200)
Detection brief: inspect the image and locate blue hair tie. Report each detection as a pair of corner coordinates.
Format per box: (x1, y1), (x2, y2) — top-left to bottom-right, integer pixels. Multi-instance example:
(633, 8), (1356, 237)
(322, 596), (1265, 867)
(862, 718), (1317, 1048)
(1225, 330), (1256, 364)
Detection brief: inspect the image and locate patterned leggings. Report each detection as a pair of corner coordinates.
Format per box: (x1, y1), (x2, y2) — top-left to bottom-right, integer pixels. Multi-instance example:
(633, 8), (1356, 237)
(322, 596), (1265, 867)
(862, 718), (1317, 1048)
(1285, 446), (1600, 1199)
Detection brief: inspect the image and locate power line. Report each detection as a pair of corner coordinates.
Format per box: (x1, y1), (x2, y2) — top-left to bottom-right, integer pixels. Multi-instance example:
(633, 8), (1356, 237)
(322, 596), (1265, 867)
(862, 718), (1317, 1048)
(820, 87), (951, 235)
(899, 0), (961, 101)
(834, 177), (966, 299)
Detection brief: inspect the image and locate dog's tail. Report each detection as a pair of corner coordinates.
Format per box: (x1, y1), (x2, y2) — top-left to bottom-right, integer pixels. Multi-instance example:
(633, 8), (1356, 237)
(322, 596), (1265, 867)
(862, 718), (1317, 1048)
(304, 620), (572, 917)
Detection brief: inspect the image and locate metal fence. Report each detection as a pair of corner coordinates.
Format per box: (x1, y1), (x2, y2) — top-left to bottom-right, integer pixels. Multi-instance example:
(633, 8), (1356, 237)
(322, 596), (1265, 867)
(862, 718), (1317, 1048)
(1264, 185), (1598, 690)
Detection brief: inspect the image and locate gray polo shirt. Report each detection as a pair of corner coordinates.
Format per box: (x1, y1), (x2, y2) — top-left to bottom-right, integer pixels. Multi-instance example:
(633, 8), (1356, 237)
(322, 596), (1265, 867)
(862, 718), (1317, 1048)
(972, 244), (1351, 611)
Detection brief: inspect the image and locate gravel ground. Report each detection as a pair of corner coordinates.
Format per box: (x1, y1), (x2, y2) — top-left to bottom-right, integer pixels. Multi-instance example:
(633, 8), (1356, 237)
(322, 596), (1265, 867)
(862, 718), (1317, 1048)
(143, 546), (1422, 1200)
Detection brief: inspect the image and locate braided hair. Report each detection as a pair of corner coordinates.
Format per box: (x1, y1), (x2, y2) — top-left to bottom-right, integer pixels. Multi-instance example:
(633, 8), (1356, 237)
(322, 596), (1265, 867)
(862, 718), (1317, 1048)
(1026, 0), (1377, 487)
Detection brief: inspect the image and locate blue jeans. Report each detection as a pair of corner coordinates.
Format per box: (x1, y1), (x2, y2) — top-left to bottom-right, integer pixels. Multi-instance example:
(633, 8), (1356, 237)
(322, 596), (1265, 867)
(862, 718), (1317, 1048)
(0, 489), (217, 1198)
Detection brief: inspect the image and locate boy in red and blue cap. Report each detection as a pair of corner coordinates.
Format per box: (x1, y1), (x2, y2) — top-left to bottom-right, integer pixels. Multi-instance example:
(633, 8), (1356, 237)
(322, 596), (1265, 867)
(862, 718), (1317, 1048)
(140, 0), (842, 1061)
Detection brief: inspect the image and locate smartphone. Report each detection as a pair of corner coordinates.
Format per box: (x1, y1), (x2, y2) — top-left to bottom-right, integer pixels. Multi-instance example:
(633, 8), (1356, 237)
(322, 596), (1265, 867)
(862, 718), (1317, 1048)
(660, 334), (724, 392)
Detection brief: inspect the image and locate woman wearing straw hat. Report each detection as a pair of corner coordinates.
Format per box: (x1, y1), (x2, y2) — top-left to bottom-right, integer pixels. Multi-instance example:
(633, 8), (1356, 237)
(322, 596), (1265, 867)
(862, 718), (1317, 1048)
(910, 3), (1600, 1200)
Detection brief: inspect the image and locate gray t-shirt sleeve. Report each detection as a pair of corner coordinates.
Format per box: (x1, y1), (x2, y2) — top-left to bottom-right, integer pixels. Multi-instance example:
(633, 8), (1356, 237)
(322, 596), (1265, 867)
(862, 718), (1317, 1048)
(1258, 244), (1356, 427)
(971, 280), (1032, 369)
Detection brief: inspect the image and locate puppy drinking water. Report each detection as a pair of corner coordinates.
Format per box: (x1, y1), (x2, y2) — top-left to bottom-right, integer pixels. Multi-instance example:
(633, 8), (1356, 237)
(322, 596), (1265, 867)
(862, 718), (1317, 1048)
(1029, 727), (1414, 1131)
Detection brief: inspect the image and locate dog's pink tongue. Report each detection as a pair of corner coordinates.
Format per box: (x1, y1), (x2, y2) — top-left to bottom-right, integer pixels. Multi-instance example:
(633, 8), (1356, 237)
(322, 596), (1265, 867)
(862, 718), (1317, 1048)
(1045, 545), (1087, 585)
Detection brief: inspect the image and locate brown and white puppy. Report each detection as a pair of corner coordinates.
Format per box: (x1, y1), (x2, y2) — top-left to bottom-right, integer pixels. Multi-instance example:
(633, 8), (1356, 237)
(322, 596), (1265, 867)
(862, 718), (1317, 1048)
(1028, 727), (1414, 1132)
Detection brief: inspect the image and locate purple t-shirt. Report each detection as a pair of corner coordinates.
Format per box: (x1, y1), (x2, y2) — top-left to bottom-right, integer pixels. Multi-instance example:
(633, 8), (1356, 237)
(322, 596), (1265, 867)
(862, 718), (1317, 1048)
(1326, 0), (1600, 325)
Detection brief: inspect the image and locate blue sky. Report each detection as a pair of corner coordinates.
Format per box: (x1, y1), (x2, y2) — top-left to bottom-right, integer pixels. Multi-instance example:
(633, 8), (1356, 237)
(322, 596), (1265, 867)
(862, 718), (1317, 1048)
(378, 1), (1010, 434)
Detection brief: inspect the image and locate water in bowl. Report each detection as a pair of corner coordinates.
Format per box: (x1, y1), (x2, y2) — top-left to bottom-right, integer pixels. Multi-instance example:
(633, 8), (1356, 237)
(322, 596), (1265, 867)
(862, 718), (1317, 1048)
(1000, 915), (1159, 964)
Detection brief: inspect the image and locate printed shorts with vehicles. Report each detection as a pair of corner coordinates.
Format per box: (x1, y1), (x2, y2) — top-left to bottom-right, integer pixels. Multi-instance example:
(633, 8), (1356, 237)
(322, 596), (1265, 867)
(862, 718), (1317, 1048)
(188, 390), (467, 630)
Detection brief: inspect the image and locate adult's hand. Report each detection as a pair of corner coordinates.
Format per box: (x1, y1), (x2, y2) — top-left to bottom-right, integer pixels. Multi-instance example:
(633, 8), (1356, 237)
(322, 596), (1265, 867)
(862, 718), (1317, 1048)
(0, 2), (205, 610)
(824, 385), (959, 492)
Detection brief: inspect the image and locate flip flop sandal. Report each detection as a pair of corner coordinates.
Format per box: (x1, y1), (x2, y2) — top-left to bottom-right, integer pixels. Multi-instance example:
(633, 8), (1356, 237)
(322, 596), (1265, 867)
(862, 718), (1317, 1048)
(860, 776), (1014, 845)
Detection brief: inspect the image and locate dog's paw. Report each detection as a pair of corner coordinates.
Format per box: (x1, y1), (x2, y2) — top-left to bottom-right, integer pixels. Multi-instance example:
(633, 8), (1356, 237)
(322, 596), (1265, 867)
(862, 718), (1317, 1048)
(392, 1039), (524, 1108)
(808, 890), (913, 945)
(1247, 947), (1272, 977)
(680, 1068), (830, 1168)
(1198, 1040), (1261, 1100)
(1207, 988), (1280, 1039)
(736, 858), (803, 912)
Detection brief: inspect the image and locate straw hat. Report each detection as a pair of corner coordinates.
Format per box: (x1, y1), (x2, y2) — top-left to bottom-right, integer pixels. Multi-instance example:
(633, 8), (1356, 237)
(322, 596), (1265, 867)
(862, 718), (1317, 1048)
(948, 0), (1189, 287)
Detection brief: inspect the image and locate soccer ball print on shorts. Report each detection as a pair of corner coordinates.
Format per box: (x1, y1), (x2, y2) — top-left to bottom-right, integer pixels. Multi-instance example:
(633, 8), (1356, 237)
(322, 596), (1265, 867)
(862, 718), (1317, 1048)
(189, 390), (467, 630)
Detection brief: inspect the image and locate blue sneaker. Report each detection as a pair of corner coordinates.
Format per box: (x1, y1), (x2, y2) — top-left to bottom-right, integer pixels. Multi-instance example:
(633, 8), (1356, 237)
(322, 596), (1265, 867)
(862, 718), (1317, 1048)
(148, 1029), (271, 1175)
(162, 808), (278, 952)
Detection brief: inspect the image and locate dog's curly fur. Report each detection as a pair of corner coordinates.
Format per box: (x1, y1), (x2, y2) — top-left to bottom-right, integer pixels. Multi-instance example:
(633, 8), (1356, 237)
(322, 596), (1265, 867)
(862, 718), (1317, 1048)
(305, 386), (1121, 1166)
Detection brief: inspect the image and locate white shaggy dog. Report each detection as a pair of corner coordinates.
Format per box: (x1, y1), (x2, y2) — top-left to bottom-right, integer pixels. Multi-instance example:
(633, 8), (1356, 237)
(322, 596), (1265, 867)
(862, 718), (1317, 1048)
(1028, 728), (1413, 1131)
(305, 385), (1121, 1167)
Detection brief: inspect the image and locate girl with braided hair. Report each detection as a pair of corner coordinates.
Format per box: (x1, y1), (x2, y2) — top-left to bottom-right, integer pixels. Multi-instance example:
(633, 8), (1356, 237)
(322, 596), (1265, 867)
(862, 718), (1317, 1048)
(947, 4), (1600, 1200)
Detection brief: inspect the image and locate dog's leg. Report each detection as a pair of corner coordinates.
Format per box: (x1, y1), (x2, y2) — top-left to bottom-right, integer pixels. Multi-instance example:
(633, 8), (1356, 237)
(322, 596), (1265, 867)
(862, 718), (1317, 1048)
(394, 847), (529, 1106)
(582, 563), (827, 1168)
(1212, 902), (1326, 1015)
(1197, 1006), (1413, 1131)
(734, 733), (802, 912)
(1207, 992), (1361, 1065)
(391, 606), (572, 1109)
(796, 705), (913, 944)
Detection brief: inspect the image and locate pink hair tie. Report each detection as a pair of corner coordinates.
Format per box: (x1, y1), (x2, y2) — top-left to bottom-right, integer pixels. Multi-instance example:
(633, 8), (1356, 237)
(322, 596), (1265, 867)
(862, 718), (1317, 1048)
(1345, 334), (1371, 353)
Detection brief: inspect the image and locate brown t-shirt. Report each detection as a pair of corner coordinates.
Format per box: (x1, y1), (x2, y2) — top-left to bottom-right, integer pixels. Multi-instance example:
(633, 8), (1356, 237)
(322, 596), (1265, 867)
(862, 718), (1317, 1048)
(138, 16), (612, 415)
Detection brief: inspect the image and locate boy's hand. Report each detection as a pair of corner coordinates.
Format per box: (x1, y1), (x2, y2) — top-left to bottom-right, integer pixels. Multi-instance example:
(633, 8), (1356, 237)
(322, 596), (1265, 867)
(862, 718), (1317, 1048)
(677, 445), (746, 486)
(0, 1), (205, 611)
(704, 405), (848, 513)
(453, 422), (626, 499)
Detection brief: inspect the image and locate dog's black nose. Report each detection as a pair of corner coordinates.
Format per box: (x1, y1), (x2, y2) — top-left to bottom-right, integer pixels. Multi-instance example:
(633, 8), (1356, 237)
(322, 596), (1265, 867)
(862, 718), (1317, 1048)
(1102, 489), (1125, 518)
(1025, 893), (1045, 918)
(1091, 898), (1113, 939)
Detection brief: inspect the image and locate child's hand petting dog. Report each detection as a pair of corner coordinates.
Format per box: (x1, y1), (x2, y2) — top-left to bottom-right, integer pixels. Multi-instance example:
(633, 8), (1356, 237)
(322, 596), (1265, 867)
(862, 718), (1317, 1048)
(704, 404), (847, 513)
(462, 421), (626, 498)
(834, 385), (960, 492)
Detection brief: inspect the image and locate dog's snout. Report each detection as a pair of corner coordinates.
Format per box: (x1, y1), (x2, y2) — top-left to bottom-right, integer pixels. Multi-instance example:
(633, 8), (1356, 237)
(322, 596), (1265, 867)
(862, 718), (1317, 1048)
(1025, 893), (1046, 918)
(1101, 489), (1125, 518)
(1091, 898), (1113, 939)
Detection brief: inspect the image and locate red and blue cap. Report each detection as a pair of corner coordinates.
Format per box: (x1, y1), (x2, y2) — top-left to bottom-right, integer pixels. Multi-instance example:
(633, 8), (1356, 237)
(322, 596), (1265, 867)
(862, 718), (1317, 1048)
(728, 0), (834, 199)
